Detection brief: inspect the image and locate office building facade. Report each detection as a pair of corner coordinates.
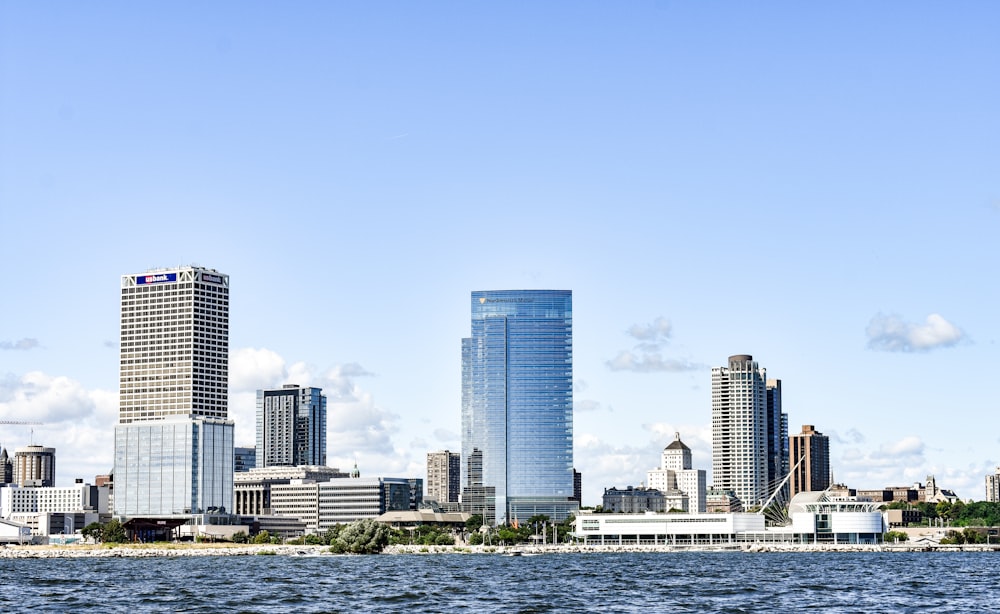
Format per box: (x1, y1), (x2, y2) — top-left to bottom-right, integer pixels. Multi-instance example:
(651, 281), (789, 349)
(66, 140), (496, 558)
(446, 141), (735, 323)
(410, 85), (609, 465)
(255, 385), (327, 468)
(426, 450), (460, 504)
(789, 425), (831, 499)
(461, 290), (577, 524)
(712, 354), (768, 508)
(114, 266), (235, 517)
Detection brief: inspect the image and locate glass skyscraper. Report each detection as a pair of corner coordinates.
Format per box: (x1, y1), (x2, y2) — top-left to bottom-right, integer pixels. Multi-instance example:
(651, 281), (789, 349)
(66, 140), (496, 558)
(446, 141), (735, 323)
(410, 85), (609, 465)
(461, 290), (577, 524)
(114, 266), (234, 517)
(255, 385), (327, 468)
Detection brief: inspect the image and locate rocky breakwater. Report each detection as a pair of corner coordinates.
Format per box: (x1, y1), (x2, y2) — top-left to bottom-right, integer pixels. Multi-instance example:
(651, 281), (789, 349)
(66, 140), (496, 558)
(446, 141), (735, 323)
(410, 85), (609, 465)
(0, 544), (331, 559)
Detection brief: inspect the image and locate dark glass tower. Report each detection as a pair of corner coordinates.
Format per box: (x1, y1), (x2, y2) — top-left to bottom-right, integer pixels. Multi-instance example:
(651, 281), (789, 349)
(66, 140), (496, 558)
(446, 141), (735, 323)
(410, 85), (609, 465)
(461, 290), (577, 524)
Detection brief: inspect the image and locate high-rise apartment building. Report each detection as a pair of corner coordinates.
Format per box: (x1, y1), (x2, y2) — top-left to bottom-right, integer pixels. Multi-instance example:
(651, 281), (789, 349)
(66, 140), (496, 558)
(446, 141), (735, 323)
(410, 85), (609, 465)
(255, 385), (327, 468)
(426, 450), (460, 504)
(987, 469), (1000, 503)
(114, 266), (234, 517)
(461, 290), (577, 524)
(712, 354), (768, 508)
(788, 425), (831, 498)
(13, 445), (56, 487)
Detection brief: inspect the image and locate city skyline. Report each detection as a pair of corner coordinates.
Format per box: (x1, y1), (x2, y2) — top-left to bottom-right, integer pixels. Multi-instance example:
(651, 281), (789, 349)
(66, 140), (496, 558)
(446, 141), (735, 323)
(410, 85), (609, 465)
(2, 4), (999, 505)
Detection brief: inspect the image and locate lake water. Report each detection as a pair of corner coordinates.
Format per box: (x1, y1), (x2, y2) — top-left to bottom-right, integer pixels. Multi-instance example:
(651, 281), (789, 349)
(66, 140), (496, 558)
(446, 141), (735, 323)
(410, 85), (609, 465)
(3, 551), (999, 612)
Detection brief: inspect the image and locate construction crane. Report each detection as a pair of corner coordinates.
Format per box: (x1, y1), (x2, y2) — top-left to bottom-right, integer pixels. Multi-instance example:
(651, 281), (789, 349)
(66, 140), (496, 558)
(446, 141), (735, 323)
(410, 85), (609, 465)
(0, 421), (45, 445)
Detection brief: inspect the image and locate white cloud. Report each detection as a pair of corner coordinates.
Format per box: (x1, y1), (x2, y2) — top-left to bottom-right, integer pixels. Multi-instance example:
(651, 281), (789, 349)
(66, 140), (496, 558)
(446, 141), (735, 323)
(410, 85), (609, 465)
(607, 317), (701, 374)
(433, 428), (458, 443)
(866, 313), (966, 352)
(229, 347), (287, 392)
(575, 399), (604, 412)
(0, 371), (116, 484)
(0, 338), (39, 351)
(606, 350), (700, 373)
(836, 435), (928, 488)
(627, 317), (672, 342)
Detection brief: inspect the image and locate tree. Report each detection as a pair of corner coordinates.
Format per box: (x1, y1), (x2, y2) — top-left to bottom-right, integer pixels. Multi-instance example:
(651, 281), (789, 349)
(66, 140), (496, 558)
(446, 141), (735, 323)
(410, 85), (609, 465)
(884, 530), (908, 542)
(466, 514), (484, 533)
(103, 519), (127, 543)
(231, 531), (249, 544)
(330, 519), (390, 554)
(82, 522), (104, 543)
(252, 530), (272, 544)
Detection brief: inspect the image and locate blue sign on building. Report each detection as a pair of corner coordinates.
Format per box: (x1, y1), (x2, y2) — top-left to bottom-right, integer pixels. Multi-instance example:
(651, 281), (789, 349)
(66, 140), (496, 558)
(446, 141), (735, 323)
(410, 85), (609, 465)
(136, 272), (177, 285)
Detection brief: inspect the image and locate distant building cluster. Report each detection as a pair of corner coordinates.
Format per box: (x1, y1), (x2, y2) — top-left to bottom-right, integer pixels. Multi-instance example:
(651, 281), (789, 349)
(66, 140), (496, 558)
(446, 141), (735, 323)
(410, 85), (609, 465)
(3, 266), (992, 544)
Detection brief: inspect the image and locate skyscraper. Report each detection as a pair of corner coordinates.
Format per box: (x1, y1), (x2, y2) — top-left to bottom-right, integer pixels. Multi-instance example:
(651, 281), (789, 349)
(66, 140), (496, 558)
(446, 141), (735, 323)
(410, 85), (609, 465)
(712, 354), (768, 508)
(461, 290), (577, 524)
(766, 379), (789, 500)
(426, 450), (460, 504)
(789, 425), (831, 499)
(114, 266), (234, 516)
(255, 385), (327, 468)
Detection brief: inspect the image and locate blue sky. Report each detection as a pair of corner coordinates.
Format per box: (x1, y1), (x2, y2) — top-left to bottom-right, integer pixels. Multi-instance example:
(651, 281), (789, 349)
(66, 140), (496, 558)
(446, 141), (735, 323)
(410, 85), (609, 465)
(1, 3), (998, 504)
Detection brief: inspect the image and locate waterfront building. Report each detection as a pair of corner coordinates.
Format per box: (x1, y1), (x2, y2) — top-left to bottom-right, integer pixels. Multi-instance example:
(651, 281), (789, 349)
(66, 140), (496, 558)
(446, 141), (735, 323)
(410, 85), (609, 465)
(13, 445), (56, 487)
(574, 492), (884, 546)
(426, 450), (460, 505)
(461, 290), (577, 525)
(0, 481), (110, 537)
(268, 476), (423, 531)
(233, 465), (347, 516)
(788, 425), (831, 499)
(255, 385), (327, 468)
(234, 447), (256, 473)
(646, 433), (707, 513)
(114, 266), (235, 517)
(988, 467), (1000, 503)
(711, 354), (775, 508)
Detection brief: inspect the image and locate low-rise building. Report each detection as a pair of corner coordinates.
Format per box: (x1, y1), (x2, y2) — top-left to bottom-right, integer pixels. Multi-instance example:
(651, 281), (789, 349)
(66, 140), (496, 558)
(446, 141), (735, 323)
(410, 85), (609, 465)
(603, 486), (674, 514)
(268, 476), (423, 532)
(575, 492), (884, 546)
(234, 465), (348, 516)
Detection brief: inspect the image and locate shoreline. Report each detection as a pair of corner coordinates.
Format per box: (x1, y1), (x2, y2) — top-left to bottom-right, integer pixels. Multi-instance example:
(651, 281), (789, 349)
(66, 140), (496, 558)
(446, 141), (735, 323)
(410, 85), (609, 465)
(3, 542), (999, 558)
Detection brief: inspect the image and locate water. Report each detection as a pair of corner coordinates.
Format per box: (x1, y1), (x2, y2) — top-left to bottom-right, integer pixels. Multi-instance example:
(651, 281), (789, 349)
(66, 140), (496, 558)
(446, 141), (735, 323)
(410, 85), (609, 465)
(3, 552), (999, 612)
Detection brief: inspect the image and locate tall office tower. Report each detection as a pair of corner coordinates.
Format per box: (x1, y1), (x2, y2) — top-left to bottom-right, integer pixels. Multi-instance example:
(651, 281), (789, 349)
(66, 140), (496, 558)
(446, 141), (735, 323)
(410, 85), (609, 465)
(788, 425), (831, 498)
(461, 290), (577, 524)
(987, 467), (1000, 503)
(255, 385), (327, 468)
(114, 266), (234, 517)
(426, 450), (460, 504)
(765, 379), (789, 499)
(13, 445), (56, 487)
(712, 354), (768, 508)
